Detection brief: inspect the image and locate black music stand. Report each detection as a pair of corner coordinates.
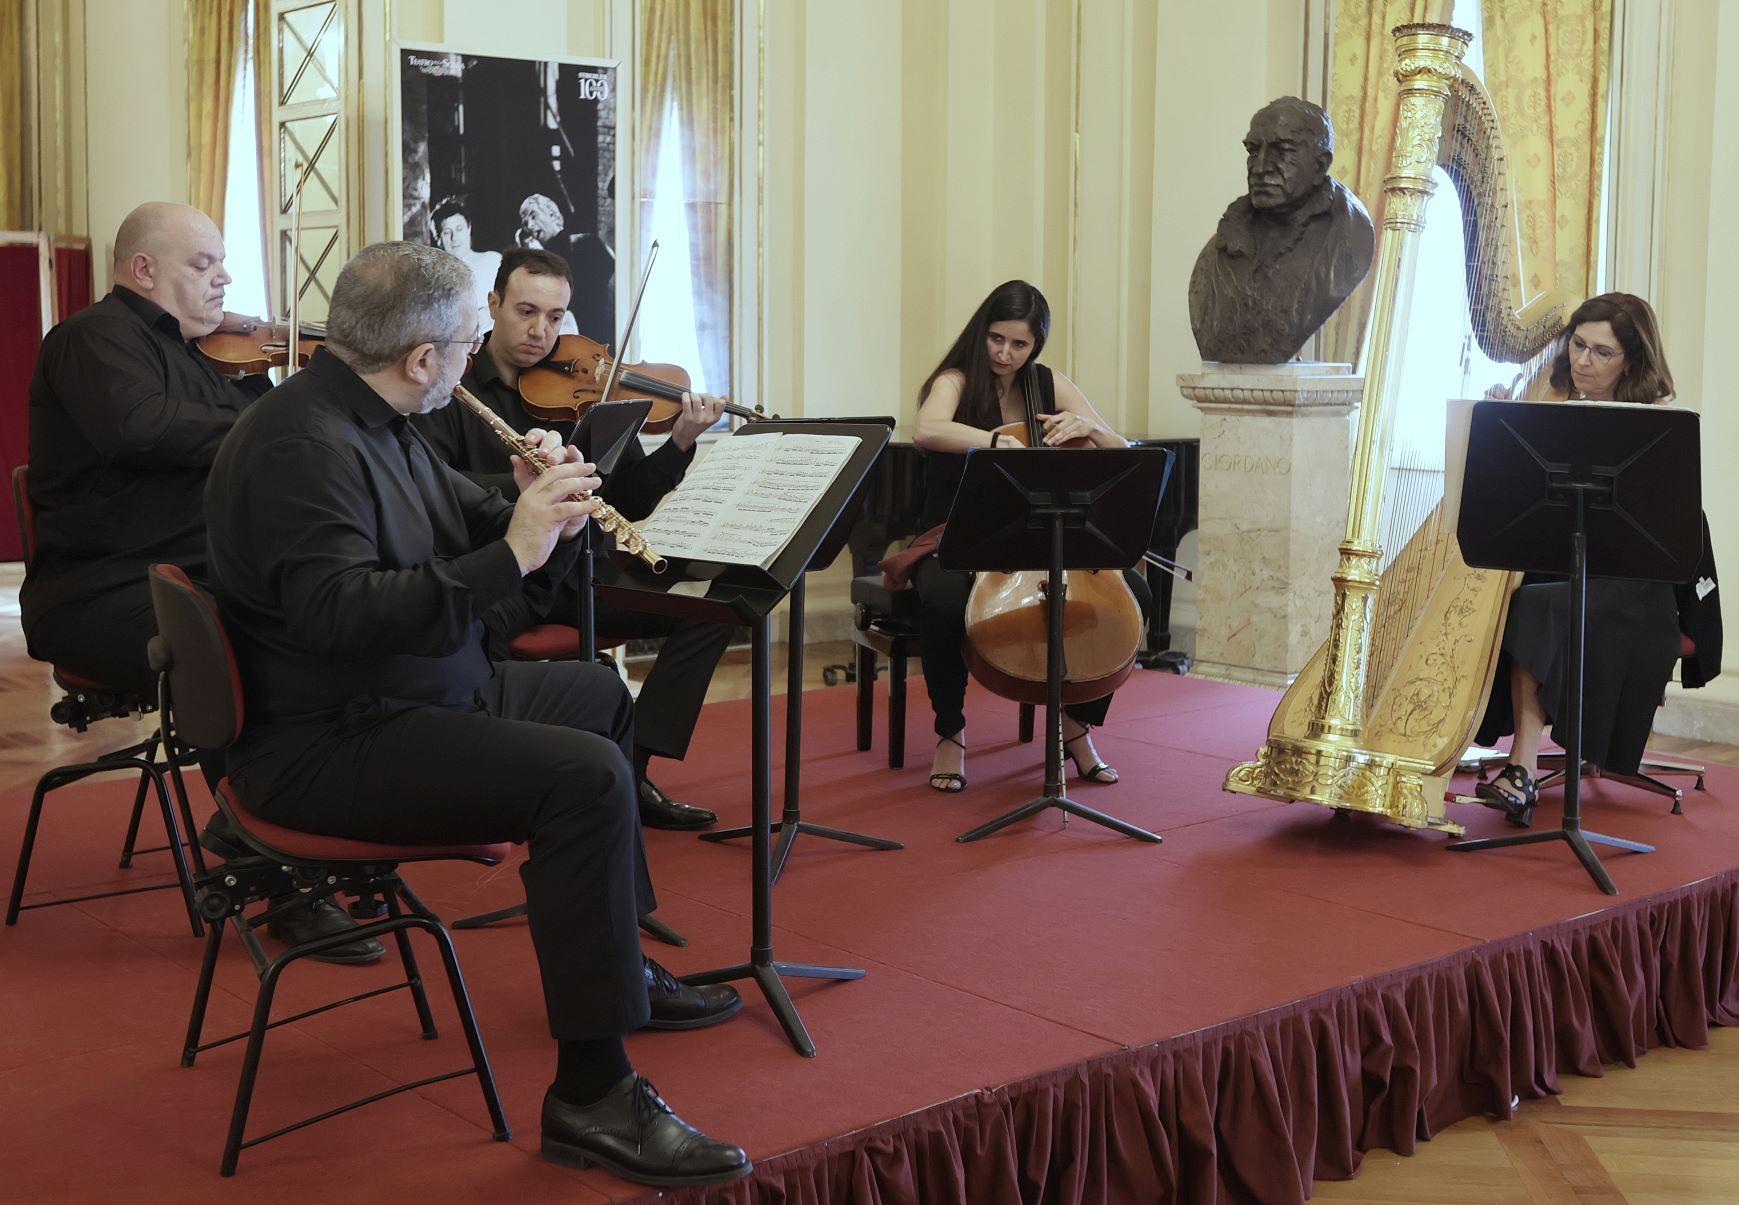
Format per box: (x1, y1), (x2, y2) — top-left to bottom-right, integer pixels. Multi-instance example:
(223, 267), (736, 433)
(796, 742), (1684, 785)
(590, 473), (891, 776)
(452, 400), (688, 946)
(600, 420), (893, 1056)
(942, 445), (1173, 844)
(703, 418), (904, 883)
(1447, 400), (1700, 894)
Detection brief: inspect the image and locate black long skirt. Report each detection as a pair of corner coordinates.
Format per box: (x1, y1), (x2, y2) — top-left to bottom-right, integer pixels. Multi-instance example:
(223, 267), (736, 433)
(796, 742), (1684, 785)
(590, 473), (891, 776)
(1474, 576), (1679, 775)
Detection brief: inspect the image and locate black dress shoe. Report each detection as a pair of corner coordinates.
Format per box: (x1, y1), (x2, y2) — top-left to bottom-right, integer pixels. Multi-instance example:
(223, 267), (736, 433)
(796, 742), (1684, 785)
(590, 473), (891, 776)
(266, 896), (387, 965)
(643, 956), (741, 1030)
(541, 1075), (751, 1187)
(638, 778), (717, 831)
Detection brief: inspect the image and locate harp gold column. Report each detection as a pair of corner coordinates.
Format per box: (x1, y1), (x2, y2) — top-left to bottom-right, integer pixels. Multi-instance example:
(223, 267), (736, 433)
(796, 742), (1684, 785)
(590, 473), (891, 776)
(1223, 24), (1577, 835)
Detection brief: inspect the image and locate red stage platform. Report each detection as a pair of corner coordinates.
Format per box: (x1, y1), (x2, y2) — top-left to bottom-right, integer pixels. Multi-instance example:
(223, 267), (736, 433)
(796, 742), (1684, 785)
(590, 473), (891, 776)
(2, 673), (1736, 1204)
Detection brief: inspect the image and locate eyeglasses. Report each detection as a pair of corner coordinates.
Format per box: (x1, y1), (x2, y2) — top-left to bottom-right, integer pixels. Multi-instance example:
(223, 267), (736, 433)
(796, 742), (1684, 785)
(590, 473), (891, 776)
(1569, 334), (1622, 365)
(432, 335), (484, 355)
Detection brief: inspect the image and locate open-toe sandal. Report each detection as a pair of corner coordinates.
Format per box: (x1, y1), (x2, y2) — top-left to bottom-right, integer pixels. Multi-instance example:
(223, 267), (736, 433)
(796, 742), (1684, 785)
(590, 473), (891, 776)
(1064, 731), (1118, 784)
(1475, 763), (1537, 827)
(929, 734), (967, 793)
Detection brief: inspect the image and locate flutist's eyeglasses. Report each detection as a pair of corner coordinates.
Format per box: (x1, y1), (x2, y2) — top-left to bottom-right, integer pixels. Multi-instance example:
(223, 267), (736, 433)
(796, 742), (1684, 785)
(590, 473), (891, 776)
(432, 335), (485, 355)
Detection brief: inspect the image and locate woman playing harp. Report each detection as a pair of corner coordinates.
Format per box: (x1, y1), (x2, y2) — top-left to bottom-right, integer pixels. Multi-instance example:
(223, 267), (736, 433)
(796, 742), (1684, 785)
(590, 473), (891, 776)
(1474, 293), (1722, 825)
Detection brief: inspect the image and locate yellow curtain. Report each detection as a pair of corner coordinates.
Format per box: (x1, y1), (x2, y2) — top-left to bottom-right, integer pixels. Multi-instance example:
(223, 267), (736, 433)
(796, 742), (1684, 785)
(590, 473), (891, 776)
(187, 0), (247, 227)
(1479, 0), (1612, 300)
(0, 0), (26, 230)
(638, 0), (735, 396)
(1322, 0), (1452, 367)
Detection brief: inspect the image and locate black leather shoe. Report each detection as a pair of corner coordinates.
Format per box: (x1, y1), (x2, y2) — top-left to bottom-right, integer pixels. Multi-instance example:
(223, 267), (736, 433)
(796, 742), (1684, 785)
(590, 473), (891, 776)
(643, 956), (741, 1030)
(266, 896), (386, 966)
(541, 1075), (751, 1186)
(638, 778), (717, 831)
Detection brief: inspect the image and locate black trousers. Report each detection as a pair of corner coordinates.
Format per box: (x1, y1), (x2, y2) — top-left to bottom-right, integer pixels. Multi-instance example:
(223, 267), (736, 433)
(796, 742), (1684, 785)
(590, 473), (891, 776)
(25, 580), (159, 697)
(490, 586), (736, 764)
(229, 660), (653, 1041)
(912, 559), (1152, 739)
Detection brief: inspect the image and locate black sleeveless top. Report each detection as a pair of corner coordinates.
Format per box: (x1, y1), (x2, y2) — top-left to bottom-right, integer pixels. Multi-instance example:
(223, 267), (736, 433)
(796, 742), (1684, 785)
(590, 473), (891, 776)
(919, 364), (1057, 529)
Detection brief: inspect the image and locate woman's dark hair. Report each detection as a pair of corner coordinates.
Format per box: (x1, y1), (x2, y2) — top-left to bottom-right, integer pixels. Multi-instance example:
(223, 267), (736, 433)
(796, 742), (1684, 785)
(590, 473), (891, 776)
(1548, 292), (1675, 403)
(918, 280), (1052, 428)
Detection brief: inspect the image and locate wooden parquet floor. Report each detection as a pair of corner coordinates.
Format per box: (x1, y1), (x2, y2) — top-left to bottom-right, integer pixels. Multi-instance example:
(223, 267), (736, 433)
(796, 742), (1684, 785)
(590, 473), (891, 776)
(5, 561), (1738, 1202)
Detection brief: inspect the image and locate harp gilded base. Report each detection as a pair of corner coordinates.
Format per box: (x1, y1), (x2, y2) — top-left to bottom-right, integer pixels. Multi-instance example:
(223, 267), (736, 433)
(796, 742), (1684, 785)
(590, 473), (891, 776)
(1225, 739), (1463, 835)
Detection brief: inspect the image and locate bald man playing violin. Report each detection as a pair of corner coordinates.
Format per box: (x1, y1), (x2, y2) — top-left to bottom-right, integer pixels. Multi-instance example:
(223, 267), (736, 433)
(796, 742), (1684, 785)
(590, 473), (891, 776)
(414, 246), (736, 832)
(22, 200), (382, 963)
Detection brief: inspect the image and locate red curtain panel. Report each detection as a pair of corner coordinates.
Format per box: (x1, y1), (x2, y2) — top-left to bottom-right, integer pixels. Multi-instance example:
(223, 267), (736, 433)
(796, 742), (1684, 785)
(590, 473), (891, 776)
(0, 242), (49, 562)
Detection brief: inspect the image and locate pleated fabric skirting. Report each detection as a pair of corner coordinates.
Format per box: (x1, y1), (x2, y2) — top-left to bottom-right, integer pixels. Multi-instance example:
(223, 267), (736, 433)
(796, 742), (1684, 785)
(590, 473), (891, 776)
(1476, 576), (1679, 775)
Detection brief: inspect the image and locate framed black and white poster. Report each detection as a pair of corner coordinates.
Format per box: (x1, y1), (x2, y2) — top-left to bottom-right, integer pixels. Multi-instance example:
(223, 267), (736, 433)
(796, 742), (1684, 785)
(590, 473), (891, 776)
(392, 43), (621, 341)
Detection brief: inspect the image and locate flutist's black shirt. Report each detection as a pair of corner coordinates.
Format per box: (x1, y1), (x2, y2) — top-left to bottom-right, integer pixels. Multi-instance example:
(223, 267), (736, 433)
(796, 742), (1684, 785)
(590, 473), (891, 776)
(21, 288), (258, 635)
(205, 347), (579, 725)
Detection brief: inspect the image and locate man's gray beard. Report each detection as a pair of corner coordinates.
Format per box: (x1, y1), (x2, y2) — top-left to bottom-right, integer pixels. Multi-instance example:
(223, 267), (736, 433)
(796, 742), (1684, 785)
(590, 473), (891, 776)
(417, 377), (459, 414)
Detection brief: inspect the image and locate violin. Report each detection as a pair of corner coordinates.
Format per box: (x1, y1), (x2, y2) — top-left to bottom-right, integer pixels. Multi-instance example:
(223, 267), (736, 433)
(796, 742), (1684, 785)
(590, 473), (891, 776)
(516, 333), (771, 432)
(197, 321), (325, 376)
(960, 386), (1146, 708)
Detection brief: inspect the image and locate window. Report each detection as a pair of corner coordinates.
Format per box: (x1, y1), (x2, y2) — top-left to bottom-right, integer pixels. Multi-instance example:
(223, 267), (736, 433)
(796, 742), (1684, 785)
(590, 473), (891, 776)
(221, 2), (269, 320)
(633, 4), (735, 414)
(638, 96), (711, 392)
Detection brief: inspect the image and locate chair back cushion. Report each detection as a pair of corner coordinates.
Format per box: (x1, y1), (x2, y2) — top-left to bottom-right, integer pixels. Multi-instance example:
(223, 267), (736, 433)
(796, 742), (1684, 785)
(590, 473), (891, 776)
(11, 465), (35, 566)
(147, 564), (244, 748)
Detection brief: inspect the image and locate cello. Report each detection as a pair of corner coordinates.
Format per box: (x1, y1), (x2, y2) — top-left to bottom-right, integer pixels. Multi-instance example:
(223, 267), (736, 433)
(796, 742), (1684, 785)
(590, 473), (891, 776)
(960, 370), (1147, 707)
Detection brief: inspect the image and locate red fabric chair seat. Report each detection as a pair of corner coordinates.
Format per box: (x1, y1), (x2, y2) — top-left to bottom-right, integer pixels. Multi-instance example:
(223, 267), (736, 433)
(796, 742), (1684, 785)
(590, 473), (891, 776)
(216, 781), (510, 866)
(506, 623), (624, 662)
(50, 666), (142, 696)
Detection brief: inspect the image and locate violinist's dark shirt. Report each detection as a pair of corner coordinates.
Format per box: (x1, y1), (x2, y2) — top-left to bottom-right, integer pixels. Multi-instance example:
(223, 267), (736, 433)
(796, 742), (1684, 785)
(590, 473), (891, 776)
(21, 287), (257, 635)
(205, 347), (580, 726)
(413, 334), (694, 520)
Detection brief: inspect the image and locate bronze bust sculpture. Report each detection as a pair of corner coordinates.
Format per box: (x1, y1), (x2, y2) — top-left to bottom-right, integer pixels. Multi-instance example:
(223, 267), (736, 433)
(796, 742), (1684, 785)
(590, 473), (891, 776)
(1188, 97), (1375, 364)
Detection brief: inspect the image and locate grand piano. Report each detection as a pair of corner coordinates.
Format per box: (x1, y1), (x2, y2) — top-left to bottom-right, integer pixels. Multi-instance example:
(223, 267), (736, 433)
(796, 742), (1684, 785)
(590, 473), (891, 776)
(843, 436), (1200, 672)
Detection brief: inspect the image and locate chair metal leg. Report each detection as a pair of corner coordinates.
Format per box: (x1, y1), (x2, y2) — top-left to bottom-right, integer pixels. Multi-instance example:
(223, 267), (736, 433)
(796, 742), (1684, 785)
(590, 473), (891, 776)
(163, 747), (209, 875)
(222, 949), (290, 1175)
(6, 770), (57, 925)
(854, 643), (875, 752)
(183, 915), (227, 1066)
(425, 916), (511, 1141)
(116, 737), (160, 867)
(888, 639), (908, 770)
(387, 890), (438, 1039)
(146, 765), (204, 937)
(1019, 703), (1035, 744)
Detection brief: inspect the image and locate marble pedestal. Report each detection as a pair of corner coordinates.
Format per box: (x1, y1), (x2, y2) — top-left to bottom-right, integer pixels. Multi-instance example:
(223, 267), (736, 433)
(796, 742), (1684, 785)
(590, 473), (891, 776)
(1181, 362), (1360, 688)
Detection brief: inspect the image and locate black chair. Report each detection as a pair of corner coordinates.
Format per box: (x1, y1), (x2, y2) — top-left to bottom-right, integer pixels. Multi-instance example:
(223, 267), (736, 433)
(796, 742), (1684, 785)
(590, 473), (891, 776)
(1474, 634), (1709, 815)
(848, 574), (1034, 769)
(147, 564), (510, 1175)
(5, 465), (205, 935)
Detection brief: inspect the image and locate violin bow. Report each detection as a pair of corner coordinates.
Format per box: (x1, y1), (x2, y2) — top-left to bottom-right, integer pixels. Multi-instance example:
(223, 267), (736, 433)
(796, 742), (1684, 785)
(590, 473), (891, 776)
(578, 238), (660, 442)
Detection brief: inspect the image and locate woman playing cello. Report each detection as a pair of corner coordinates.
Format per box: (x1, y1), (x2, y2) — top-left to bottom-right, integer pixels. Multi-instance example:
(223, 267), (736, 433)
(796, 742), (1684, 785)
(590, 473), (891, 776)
(907, 280), (1150, 793)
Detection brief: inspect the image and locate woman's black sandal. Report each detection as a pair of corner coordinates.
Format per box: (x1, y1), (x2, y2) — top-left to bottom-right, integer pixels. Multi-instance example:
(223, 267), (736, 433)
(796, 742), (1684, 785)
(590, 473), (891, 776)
(1063, 729), (1118, 784)
(929, 734), (967, 793)
(1476, 763), (1537, 828)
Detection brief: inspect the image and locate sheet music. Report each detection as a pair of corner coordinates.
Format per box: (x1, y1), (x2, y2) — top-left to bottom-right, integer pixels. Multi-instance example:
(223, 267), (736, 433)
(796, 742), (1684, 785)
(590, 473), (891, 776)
(637, 433), (861, 568)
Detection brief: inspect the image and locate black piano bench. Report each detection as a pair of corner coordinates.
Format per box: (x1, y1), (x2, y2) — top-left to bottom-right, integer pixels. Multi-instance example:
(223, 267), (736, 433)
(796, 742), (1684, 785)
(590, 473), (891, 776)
(847, 575), (1033, 768)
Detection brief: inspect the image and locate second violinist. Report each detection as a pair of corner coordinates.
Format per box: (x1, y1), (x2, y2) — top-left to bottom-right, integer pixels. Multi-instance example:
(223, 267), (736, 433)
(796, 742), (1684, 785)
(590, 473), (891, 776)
(414, 247), (737, 833)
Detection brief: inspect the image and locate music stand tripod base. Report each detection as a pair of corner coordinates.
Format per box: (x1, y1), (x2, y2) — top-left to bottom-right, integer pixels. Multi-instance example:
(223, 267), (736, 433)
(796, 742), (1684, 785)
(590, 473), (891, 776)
(1447, 823), (1652, 896)
(700, 576), (902, 884)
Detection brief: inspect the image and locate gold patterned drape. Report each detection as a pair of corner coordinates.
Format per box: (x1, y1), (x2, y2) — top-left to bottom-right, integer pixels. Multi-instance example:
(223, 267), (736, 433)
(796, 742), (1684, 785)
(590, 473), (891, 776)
(187, 0), (247, 227)
(1479, 0), (1612, 300)
(1322, 0), (1452, 367)
(0, 0), (26, 230)
(638, 0), (735, 396)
